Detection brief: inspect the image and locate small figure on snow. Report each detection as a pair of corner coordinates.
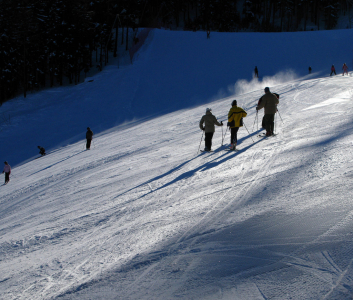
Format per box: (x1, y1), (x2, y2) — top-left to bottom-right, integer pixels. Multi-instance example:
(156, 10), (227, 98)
(207, 30), (210, 39)
(2, 161), (11, 184)
(254, 66), (259, 78)
(38, 146), (46, 156)
(308, 66), (312, 74)
(86, 127), (94, 150)
(199, 108), (223, 151)
(342, 63), (349, 76)
(256, 87), (279, 137)
(227, 100), (247, 150)
(330, 65), (336, 76)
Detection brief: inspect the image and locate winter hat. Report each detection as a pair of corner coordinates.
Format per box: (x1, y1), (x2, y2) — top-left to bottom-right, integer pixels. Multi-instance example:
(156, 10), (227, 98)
(87, 127), (90, 130)
(206, 108), (212, 113)
(264, 87), (270, 92)
(231, 100), (237, 106)
(4, 161), (7, 164)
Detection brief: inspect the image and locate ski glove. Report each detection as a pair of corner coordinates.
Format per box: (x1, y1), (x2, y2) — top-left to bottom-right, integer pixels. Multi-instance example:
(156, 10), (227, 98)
(220, 121), (223, 126)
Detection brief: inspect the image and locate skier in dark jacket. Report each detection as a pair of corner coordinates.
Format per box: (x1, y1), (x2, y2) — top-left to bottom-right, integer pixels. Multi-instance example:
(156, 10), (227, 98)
(256, 87), (279, 136)
(38, 146), (46, 156)
(86, 127), (93, 150)
(2, 161), (11, 184)
(258, 91), (279, 129)
(199, 108), (223, 151)
(330, 65), (336, 76)
(254, 66), (259, 78)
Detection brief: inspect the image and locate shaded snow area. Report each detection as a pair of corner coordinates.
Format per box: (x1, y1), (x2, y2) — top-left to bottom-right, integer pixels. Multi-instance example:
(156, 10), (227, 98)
(1, 29), (353, 300)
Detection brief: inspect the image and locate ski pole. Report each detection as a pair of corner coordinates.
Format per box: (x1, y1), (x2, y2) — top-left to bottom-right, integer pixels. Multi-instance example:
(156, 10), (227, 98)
(197, 131), (204, 154)
(274, 113), (276, 134)
(277, 108), (284, 124)
(252, 110), (258, 132)
(243, 121), (254, 143)
(222, 126), (228, 146)
(221, 124), (223, 146)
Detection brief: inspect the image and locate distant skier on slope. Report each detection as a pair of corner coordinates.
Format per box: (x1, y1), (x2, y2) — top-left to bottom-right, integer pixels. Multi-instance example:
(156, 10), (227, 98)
(308, 66), (312, 74)
(227, 100), (247, 150)
(199, 108), (223, 151)
(38, 146), (46, 156)
(258, 92), (279, 129)
(254, 66), (259, 78)
(2, 161), (11, 184)
(342, 63), (349, 76)
(256, 87), (279, 136)
(330, 65), (336, 76)
(86, 127), (94, 150)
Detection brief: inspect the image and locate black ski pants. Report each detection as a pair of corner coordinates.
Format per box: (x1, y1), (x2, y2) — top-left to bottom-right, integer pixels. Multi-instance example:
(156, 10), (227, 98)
(4, 172), (10, 183)
(86, 139), (92, 149)
(230, 127), (239, 144)
(204, 132), (214, 150)
(263, 114), (275, 134)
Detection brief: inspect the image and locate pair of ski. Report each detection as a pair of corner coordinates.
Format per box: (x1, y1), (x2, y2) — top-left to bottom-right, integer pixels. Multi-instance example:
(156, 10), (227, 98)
(200, 147), (238, 153)
(258, 133), (277, 137)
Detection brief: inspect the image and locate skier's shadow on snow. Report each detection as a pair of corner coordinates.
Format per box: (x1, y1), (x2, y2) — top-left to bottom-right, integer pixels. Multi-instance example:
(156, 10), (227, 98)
(112, 158), (199, 200)
(28, 150), (85, 176)
(113, 130), (264, 200)
(138, 131), (265, 198)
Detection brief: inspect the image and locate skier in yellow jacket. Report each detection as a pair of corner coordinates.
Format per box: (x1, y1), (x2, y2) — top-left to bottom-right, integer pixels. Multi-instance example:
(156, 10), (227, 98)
(227, 100), (247, 150)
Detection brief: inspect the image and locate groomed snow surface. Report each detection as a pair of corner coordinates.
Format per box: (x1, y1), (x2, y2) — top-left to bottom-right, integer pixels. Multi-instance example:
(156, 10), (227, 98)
(1, 29), (353, 300)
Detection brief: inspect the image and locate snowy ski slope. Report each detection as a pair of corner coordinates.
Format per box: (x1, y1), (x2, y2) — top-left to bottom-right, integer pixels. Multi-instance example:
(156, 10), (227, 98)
(1, 29), (353, 299)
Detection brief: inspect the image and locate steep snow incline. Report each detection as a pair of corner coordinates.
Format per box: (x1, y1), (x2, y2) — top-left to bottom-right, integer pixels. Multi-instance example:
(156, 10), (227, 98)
(1, 74), (353, 300)
(1, 29), (353, 299)
(1, 29), (353, 167)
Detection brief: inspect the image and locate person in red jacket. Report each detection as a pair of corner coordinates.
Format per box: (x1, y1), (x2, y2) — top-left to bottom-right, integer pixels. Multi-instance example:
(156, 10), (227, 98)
(330, 65), (336, 76)
(2, 161), (11, 184)
(342, 63), (349, 76)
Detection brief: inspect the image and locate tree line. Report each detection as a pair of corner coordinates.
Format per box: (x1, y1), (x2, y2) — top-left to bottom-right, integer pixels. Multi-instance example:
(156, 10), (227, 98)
(0, 0), (351, 104)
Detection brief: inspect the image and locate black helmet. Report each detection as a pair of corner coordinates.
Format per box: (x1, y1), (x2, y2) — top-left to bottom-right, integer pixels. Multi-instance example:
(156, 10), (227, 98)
(231, 100), (237, 106)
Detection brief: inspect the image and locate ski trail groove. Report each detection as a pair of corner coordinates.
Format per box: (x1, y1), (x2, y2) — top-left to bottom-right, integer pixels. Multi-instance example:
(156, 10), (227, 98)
(175, 145), (280, 246)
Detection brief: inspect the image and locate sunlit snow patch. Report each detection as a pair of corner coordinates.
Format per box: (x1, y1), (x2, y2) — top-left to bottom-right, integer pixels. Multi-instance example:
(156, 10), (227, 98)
(303, 90), (351, 110)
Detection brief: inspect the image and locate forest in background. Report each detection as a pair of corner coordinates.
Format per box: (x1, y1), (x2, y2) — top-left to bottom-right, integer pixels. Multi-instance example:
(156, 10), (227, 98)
(1, 0), (352, 104)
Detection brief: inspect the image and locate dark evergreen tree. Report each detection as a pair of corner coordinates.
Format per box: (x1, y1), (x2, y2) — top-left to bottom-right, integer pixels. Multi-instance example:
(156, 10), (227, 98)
(323, 1), (340, 29)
